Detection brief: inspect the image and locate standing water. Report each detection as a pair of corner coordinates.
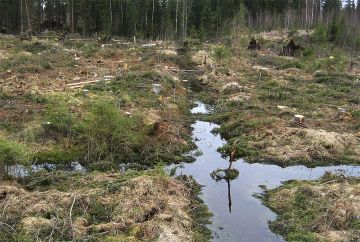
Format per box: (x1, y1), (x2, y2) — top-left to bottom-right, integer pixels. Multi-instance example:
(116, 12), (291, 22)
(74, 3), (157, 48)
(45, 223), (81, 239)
(171, 102), (360, 242)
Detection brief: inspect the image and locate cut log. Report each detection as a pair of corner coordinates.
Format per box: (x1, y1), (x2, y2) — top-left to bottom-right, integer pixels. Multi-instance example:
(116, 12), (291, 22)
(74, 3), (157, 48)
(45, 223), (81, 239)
(293, 114), (305, 126)
(67, 80), (101, 87)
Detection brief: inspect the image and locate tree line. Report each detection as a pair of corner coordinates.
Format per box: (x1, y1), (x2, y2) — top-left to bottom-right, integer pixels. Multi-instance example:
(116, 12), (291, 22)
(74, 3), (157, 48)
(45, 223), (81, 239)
(0, 0), (359, 47)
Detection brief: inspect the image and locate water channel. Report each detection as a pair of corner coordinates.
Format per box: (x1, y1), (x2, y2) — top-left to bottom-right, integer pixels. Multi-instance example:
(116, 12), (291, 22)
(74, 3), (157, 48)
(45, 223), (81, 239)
(171, 101), (360, 242)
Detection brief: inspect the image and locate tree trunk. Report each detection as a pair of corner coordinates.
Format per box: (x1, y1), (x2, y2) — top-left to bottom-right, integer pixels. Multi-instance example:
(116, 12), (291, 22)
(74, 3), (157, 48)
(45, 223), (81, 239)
(71, 0), (74, 34)
(21, 0), (24, 33)
(152, 0), (155, 38)
(305, 0), (308, 29)
(110, 0), (113, 28)
(66, 0), (71, 29)
(24, 0), (31, 30)
(175, 0), (178, 35)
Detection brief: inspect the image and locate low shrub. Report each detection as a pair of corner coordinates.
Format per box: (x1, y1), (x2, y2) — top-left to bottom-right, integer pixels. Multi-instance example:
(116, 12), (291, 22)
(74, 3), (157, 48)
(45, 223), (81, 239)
(0, 138), (29, 166)
(213, 45), (231, 61)
(78, 100), (146, 164)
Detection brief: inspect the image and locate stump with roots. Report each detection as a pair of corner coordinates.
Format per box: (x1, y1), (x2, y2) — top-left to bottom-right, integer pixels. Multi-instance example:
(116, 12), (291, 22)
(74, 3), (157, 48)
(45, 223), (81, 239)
(281, 39), (304, 56)
(248, 38), (261, 51)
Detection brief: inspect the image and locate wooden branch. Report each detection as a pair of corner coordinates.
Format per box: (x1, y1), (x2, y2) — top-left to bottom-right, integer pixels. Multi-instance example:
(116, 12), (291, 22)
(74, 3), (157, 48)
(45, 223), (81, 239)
(69, 195), (76, 240)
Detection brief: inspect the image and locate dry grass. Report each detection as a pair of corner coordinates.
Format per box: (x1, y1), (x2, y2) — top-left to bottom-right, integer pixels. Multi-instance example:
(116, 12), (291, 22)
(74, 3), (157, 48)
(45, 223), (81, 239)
(199, 34), (360, 166)
(253, 126), (360, 165)
(264, 173), (360, 241)
(0, 172), (200, 241)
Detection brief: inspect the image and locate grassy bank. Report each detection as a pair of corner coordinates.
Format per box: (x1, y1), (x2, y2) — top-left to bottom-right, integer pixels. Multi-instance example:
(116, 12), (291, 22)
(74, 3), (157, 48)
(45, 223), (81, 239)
(194, 31), (360, 166)
(0, 168), (211, 241)
(261, 173), (360, 241)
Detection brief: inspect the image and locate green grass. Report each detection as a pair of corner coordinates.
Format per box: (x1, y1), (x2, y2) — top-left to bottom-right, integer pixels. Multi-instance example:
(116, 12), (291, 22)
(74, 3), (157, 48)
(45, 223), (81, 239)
(0, 49), (75, 73)
(262, 174), (360, 241)
(0, 138), (29, 166)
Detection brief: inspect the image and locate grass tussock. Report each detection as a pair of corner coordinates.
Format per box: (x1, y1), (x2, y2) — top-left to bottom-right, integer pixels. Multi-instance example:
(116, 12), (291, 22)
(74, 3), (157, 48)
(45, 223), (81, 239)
(262, 173), (360, 241)
(0, 170), (211, 241)
(202, 34), (360, 166)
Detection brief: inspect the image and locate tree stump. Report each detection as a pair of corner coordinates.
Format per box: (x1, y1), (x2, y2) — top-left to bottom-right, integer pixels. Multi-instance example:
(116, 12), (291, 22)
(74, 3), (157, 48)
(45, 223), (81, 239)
(59, 31), (69, 42)
(293, 114), (306, 127)
(281, 39), (304, 56)
(248, 38), (261, 51)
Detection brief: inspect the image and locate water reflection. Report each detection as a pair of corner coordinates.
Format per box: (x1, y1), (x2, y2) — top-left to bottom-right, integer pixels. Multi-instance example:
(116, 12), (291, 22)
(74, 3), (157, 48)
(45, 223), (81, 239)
(3, 162), (86, 179)
(227, 179), (232, 213)
(168, 102), (360, 242)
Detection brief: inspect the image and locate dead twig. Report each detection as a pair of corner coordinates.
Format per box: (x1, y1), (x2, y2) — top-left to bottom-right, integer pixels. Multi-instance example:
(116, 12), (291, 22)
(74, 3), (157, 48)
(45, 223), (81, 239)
(0, 221), (16, 232)
(69, 195), (76, 241)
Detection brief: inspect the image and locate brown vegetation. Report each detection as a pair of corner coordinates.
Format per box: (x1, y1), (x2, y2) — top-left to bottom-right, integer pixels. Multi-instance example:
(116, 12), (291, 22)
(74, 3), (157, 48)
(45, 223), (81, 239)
(263, 173), (360, 241)
(0, 172), (207, 241)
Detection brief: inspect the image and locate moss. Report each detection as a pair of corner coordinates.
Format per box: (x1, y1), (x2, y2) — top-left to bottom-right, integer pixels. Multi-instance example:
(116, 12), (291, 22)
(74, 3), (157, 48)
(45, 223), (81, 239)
(178, 176), (212, 241)
(78, 99), (147, 163)
(262, 174), (360, 241)
(255, 54), (303, 69)
(79, 42), (100, 57)
(88, 161), (119, 172)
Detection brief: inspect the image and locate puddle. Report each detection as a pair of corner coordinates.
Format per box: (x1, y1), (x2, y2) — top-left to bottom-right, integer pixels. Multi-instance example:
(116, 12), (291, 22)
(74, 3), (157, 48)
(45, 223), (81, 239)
(4, 162), (151, 179)
(5, 162), (86, 178)
(170, 102), (360, 242)
(191, 101), (211, 114)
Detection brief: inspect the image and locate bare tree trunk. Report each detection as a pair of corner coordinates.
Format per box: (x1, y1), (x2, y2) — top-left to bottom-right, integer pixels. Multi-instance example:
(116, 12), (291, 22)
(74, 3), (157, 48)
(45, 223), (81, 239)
(305, 0), (308, 29)
(120, 0), (124, 32)
(320, 0), (322, 22)
(71, 0), (74, 33)
(311, 0), (314, 27)
(175, 0), (178, 35)
(110, 0), (113, 27)
(182, 0), (185, 40)
(66, 0), (71, 30)
(152, 0), (155, 38)
(21, 0), (24, 33)
(24, 0), (31, 30)
(184, 0), (193, 40)
(216, 0), (220, 38)
(145, 1), (148, 34)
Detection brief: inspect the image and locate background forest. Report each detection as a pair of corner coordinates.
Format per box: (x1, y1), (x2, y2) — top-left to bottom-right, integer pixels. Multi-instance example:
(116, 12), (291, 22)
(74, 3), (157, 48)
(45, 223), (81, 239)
(0, 0), (360, 48)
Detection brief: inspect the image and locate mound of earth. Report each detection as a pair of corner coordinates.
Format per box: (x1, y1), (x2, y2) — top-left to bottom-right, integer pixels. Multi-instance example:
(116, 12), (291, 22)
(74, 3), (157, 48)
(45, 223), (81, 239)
(0, 172), (207, 241)
(252, 127), (360, 165)
(263, 173), (360, 241)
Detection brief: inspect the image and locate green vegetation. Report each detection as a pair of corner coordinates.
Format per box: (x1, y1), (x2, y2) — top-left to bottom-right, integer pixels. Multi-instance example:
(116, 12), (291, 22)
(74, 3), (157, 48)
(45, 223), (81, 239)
(79, 100), (146, 163)
(0, 38), (195, 174)
(262, 173), (360, 241)
(213, 45), (231, 61)
(0, 138), (29, 166)
(201, 36), (360, 166)
(0, 40), (75, 73)
(210, 168), (239, 181)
